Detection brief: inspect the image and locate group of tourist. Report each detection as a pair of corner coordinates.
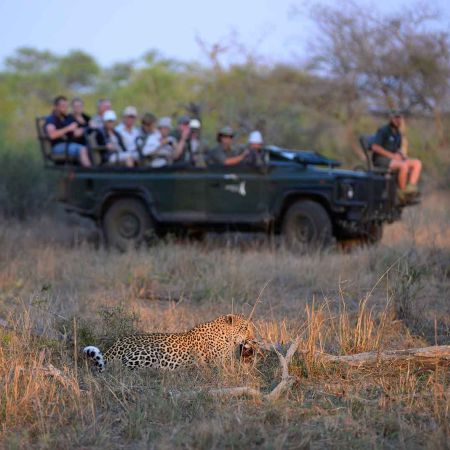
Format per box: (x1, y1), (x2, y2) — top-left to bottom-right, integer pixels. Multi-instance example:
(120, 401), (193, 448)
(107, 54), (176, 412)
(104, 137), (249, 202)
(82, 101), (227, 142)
(44, 97), (422, 198)
(44, 96), (265, 169)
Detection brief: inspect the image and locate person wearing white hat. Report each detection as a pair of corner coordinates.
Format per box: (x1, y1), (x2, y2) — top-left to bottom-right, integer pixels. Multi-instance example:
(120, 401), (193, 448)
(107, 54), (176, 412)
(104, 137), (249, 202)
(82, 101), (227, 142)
(115, 106), (140, 163)
(93, 110), (134, 167)
(242, 130), (266, 167)
(186, 119), (208, 167)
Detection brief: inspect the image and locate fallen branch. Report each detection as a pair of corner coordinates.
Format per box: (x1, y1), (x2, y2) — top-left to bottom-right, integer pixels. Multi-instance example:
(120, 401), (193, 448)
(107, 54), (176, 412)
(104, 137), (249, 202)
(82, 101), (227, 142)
(173, 338), (302, 402)
(316, 345), (450, 367)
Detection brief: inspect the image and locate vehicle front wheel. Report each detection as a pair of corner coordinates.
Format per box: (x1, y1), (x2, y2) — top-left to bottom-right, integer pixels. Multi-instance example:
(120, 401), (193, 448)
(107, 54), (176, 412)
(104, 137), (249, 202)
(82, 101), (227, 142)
(282, 200), (333, 251)
(102, 198), (154, 251)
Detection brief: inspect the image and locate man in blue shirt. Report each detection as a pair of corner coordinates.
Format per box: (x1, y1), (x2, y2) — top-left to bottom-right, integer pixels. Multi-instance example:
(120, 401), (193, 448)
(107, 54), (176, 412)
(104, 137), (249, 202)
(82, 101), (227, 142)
(372, 110), (421, 195)
(45, 96), (91, 167)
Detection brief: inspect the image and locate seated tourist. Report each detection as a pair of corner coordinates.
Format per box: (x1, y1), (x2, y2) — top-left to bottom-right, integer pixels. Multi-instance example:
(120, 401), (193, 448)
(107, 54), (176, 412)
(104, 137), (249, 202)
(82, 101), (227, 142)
(45, 95), (91, 167)
(186, 119), (208, 167)
(242, 130), (266, 166)
(149, 117), (179, 167)
(208, 126), (247, 166)
(115, 106), (140, 162)
(137, 113), (161, 161)
(372, 110), (422, 197)
(90, 98), (111, 129)
(69, 97), (91, 145)
(94, 110), (134, 167)
(170, 115), (191, 162)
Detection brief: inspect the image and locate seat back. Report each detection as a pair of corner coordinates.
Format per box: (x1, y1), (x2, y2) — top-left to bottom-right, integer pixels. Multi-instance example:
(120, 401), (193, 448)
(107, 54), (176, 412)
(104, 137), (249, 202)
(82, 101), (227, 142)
(86, 130), (105, 166)
(359, 135), (376, 171)
(359, 134), (391, 173)
(35, 116), (54, 165)
(35, 116), (73, 166)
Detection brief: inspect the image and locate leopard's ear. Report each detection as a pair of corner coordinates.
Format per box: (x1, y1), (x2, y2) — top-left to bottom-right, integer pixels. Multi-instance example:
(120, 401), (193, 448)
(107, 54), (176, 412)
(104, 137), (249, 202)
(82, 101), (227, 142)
(225, 314), (234, 325)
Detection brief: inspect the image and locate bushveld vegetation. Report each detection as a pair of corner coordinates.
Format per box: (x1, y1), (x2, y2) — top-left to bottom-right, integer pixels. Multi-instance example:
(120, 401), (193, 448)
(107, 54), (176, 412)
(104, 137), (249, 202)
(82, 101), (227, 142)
(1, 1), (449, 448)
(0, 192), (449, 449)
(0, 2), (449, 218)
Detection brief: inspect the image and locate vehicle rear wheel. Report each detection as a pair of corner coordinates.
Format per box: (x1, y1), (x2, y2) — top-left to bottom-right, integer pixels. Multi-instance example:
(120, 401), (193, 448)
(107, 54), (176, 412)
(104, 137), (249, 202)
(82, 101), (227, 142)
(282, 200), (332, 251)
(103, 198), (154, 251)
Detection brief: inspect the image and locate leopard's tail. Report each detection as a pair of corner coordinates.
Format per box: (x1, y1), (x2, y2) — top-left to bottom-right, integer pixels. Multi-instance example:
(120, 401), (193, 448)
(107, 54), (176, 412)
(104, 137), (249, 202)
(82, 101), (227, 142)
(83, 346), (106, 372)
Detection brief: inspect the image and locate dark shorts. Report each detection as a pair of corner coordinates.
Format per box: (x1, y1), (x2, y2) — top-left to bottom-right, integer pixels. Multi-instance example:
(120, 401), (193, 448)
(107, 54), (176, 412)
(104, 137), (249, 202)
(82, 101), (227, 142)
(52, 142), (84, 157)
(372, 154), (391, 169)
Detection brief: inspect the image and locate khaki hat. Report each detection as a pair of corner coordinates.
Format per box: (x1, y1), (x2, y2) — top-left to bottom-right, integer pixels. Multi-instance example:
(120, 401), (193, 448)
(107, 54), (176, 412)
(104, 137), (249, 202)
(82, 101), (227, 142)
(218, 126), (234, 137)
(123, 106), (138, 117)
(158, 117), (172, 128)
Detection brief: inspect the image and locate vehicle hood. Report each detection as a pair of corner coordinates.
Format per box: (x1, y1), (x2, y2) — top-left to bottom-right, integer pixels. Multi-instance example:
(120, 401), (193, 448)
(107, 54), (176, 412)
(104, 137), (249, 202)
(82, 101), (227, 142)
(266, 146), (341, 167)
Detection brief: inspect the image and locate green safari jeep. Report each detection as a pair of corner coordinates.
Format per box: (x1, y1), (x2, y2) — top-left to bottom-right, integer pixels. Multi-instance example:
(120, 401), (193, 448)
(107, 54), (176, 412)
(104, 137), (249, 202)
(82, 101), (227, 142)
(48, 142), (401, 250)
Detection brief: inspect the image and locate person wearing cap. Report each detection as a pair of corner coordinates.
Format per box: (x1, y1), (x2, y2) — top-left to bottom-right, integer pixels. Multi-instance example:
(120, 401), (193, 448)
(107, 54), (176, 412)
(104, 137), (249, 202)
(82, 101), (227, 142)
(207, 126), (248, 166)
(372, 110), (422, 197)
(115, 106), (140, 162)
(186, 119), (208, 167)
(94, 110), (133, 167)
(89, 98), (112, 130)
(242, 130), (266, 167)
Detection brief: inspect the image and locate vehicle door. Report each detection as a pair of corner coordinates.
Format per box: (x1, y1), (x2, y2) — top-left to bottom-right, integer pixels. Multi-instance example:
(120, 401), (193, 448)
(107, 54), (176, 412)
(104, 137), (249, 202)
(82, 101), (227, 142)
(144, 165), (208, 222)
(205, 165), (268, 222)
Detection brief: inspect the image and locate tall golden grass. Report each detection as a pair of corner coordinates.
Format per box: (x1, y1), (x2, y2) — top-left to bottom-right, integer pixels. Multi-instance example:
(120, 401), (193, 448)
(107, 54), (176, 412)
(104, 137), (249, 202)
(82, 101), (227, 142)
(0, 191), (449, 448)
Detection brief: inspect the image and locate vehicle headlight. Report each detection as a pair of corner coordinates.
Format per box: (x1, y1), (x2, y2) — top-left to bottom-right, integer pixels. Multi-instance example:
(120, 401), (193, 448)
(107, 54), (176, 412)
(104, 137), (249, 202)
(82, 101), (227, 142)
(339, 181), (355, 200)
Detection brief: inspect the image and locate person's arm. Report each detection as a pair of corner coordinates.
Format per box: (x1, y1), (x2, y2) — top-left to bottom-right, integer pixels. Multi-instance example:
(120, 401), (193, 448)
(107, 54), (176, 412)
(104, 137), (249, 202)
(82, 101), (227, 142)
(224, 149), (249, 166)
(371, 143), (401, 160)
(371, 128), (401, 160)
(173, 128), (190, 160)
(46, 121), (78, 140)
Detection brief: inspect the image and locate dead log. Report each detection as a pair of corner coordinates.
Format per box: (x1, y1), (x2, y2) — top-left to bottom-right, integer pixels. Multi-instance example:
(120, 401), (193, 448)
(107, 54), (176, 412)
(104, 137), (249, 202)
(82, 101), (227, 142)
(315, 345), (450, 367)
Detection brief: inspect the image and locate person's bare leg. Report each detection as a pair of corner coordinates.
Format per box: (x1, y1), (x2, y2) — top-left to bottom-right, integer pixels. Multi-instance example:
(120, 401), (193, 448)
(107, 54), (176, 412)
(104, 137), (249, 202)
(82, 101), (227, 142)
(389, 160), (408, 190)
(79, 147), (92, 167)
(408, 159), (422, 185)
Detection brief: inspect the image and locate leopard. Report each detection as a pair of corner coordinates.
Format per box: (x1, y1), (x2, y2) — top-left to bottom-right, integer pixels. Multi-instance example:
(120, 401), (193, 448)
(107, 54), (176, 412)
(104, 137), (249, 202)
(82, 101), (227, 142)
(83, 314), (254, 372)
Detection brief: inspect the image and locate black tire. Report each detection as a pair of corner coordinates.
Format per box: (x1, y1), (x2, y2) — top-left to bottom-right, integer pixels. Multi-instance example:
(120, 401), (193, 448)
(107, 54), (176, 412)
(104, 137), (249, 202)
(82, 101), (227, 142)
(102, 198), (154, 251)
(282, 200), (333, 251)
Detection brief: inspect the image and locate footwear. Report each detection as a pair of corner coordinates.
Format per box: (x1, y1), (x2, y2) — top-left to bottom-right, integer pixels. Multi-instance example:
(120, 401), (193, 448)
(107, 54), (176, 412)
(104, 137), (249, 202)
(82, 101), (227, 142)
(397, 189), (407, 204)
(404, 183), (419, 195)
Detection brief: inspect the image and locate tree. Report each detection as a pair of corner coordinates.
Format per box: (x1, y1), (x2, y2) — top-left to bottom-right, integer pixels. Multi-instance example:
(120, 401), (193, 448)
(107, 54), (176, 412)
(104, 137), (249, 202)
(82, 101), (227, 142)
(56, 50), (100, 91)
(5, 47), (58, 74)
(300, 2), (450, 146)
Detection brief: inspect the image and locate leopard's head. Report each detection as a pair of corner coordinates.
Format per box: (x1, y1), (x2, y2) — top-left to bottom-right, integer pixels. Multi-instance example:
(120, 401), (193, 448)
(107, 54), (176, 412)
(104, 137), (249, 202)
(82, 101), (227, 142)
(220, 314), (255, 345)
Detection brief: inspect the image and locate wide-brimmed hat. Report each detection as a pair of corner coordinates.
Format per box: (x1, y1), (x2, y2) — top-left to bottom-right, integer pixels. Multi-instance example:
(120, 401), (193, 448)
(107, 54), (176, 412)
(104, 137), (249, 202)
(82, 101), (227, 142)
(218, 126), (234, 137)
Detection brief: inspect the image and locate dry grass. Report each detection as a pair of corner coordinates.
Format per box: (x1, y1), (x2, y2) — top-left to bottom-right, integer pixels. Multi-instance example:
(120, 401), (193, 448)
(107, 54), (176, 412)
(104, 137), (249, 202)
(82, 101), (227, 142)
(1, 190), (450, 449)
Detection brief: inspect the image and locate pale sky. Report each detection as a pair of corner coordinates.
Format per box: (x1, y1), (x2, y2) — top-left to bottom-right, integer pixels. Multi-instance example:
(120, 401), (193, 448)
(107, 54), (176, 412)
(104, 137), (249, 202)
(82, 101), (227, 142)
(0, 0), (449, 67)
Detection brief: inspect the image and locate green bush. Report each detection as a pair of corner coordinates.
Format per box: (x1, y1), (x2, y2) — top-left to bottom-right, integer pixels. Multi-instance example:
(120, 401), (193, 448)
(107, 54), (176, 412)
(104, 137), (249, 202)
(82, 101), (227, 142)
(0, 138), (55, 219)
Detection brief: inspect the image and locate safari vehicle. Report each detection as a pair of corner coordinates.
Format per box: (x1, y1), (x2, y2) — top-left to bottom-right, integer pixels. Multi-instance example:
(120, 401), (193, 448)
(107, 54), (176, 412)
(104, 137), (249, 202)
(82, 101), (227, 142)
(36, 117), (402, 250)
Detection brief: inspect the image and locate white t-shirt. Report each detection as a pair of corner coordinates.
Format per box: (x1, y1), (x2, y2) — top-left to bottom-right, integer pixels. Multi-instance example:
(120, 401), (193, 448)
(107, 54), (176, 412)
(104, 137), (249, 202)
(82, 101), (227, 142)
(115, 123), (140, 152)
(141, 130), (161, 156)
